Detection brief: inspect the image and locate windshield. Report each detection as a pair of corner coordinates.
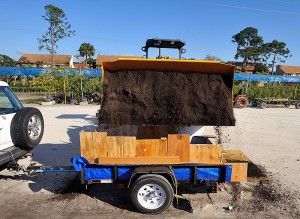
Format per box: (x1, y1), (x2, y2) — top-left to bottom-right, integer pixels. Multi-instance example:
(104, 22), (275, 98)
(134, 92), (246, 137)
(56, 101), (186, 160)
(0, 86), (23, 114)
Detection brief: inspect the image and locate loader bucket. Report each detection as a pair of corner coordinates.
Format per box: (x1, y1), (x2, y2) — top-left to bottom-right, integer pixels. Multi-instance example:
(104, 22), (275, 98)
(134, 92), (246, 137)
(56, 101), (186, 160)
(100, 58), (235, 126)
(102, 58), (234, 80)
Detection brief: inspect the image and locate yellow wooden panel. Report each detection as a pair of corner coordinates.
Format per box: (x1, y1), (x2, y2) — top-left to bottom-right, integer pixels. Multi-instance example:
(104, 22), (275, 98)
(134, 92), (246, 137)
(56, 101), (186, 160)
(157, 138), (167, 156)
(180, 135), (191, 162)
(98, 156), (181, 164)
(136, 139), (167, 157)
(167, 134), (182, 156)
(106, 136), (136, 157)
(120, 136), (136, 157)
(107, 136), (122, 157)
(80, 132), (96, 163)
(230, 163), (248, 182)
(167, 134), (190, 162)
(190, 145), (222, 164)
(92, 132), (107, 158)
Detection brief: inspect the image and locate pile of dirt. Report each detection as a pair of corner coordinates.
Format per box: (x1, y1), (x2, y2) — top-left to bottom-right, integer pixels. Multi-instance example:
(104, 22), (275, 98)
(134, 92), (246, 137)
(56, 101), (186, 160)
(99, 70), (235, 126)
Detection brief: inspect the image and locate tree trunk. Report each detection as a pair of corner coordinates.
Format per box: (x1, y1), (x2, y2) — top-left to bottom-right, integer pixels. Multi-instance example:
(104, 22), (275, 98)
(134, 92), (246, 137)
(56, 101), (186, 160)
(271, 53), (277, 75)
(51, 28), (55, 67)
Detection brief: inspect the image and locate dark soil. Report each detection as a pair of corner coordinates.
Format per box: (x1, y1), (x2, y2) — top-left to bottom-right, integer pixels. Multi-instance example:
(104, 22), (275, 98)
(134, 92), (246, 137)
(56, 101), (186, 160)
(99, 70), (235, 126)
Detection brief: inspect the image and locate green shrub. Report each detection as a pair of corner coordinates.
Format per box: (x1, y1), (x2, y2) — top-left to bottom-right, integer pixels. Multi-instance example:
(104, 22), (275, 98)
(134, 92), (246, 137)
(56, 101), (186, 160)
(234, 82), (300, 100)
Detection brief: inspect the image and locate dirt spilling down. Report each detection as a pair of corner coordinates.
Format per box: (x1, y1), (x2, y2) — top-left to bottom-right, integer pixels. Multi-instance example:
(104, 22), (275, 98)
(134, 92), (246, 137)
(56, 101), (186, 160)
(99, 70), (235, 126)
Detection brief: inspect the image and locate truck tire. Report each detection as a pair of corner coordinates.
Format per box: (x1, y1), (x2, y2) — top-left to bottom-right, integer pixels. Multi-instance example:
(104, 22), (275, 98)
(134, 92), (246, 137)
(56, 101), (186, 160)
(296, 102), (300, 109)
(10, 107), (44, 150)
(130, 174), (174, 214)
(235, 96), (248, 108)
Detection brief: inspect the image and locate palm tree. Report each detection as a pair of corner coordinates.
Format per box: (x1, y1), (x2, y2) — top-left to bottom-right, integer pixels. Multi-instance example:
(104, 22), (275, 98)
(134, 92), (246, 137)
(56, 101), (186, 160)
(78, 43), (95, 67)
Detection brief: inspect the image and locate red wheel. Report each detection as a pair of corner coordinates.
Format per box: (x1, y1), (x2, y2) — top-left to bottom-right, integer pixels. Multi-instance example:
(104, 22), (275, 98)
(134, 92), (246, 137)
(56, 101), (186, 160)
(235, 96), (248, 108)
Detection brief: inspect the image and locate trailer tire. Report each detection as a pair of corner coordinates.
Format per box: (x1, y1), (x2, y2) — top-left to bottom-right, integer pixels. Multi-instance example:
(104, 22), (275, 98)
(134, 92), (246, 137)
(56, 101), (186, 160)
(260, 102), (267, 109)
(130, 174), (174, 214)
(10, 107), (44, 150)
(235, 96), (248, 108)
(296, 102), (300, 109)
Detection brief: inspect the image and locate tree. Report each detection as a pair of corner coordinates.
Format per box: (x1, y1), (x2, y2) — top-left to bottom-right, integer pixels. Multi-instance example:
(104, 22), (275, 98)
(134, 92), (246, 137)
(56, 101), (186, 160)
(0, 54), (16, 67)
(78, 43), (95, 67)
(232, 27), (264, 71)
(87, 57), (96, 68)
(262, 40), (291, 74)
(253, 63), (269, 74)
(204, 54), (223, 62)
(38, 4), (75, 67)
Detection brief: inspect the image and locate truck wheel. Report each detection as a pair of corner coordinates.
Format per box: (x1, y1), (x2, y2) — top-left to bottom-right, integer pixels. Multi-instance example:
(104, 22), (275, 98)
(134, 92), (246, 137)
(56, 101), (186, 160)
(130, 174), (174, 214)
(284, 104), (290, 108)
(260, 102), (267, 109)
(236, 97), (248, 108)
(10, 107), (44, 150)
(296, 102), (300, 109)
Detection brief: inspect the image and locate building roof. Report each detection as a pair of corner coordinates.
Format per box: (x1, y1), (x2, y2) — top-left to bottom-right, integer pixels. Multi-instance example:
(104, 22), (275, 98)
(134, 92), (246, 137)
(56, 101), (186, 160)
(17, 54), (72, 65)
(229, 61), (256, 71)
(278, 65), (300, 74)
(96, 55), (141, 66)
(73, 62), (88, 68)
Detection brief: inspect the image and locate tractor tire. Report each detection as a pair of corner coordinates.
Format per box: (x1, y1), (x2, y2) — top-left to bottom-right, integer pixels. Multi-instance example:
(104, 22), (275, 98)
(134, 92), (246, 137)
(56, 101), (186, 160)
(130, 174), (174, 214)
(10, 107), (44, 150)
(235, 96), (248, 108)
(296, 102), (300, 109)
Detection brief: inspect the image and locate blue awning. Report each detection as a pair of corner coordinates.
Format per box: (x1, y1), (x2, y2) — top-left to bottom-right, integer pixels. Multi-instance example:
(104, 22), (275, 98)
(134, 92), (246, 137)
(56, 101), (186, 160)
(234, 73), (300, 83)
(0, 67), (102, 77)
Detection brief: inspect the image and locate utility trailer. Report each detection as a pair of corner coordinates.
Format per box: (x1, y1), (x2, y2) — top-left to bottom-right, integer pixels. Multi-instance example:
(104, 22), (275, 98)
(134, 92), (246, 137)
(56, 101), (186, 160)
(12, 152), (239, 215)
(251, 98), (300, 109)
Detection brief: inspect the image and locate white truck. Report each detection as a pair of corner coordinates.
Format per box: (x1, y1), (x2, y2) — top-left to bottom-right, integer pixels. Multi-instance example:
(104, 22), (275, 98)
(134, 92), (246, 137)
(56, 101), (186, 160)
(0, 81), (44, 166)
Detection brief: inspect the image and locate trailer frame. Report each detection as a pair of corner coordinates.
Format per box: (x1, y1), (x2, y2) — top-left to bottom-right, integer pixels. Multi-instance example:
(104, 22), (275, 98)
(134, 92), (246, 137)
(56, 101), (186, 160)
(251, 98), (300, 109)
(9, 156), (233, 214)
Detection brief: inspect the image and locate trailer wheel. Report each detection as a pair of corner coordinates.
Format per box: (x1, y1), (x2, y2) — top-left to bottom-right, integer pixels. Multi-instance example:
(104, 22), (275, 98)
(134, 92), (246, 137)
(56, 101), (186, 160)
(130, 174), (174, 214)
(259, 102), (267, 109)
(296, 102), (300, 109)
(10, 107), (44, 150)
(284, 104), (290, 108)
(235, 96), (248, 108)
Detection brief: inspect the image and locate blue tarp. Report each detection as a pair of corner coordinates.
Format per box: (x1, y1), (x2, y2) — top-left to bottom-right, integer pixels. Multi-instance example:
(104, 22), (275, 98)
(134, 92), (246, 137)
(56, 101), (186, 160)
(0, 67), (102, 77)
(234, 73), (300, 83)
(71, 157), (233, 182)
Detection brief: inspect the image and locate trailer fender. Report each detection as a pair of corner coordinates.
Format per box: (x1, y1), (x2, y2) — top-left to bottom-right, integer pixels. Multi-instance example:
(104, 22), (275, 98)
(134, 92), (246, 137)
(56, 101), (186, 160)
(127, 166), (176, 189)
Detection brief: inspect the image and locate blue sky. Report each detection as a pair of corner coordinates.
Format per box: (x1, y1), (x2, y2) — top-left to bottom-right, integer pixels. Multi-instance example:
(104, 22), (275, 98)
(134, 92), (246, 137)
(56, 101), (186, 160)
(1, 0), (299, 65)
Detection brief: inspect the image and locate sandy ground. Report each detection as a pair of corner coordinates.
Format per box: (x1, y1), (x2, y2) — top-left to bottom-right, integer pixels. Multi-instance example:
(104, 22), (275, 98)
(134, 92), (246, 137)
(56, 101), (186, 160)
(0, 104), (299, 219)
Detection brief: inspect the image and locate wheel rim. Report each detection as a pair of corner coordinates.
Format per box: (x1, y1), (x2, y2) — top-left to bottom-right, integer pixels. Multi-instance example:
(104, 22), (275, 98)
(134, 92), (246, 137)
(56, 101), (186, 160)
(28, 115), (42, 141)
(238, 99), (247, 107)
(137, 183), (166, 210)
